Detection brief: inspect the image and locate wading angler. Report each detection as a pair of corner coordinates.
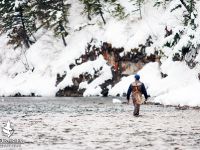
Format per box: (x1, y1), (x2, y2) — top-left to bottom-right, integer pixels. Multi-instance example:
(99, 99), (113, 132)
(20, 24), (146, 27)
(127, 74), (150, 116)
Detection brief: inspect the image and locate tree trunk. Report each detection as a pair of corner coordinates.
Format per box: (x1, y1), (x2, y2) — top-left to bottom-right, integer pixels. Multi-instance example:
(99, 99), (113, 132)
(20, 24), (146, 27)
(87, 2), (92, 20)
(190, 0), (194, 15)
(62, 34), (67, 47)
(19, 6), (30, 48)
(96, 0), (106, 24)
(180, 0), (190, 15)
(28, 28), (36, 42)
(139, 1), (142, 19)
(100, 12), (106, 24)
(163, 0), (166, 9)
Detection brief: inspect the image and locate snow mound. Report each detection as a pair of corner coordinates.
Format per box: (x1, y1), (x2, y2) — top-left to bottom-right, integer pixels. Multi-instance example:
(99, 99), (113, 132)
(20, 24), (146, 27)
(112, 99), (122, 104)
(57, 55), (113, 96)
(110, 61), (200, 106)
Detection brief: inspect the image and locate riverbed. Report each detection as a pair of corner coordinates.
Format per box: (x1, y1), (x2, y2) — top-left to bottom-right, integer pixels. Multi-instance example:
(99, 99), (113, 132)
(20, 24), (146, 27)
(0, 97), (200, 150)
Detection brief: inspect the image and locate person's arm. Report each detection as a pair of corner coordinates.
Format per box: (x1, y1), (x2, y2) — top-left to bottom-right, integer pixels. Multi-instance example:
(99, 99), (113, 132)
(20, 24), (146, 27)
(126, 84), (132, 103)
(141, 83), (148, 100)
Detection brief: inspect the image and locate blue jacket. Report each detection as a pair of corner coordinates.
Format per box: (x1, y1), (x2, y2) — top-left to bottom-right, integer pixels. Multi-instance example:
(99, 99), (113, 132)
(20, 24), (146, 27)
(126, 82), (148, 101)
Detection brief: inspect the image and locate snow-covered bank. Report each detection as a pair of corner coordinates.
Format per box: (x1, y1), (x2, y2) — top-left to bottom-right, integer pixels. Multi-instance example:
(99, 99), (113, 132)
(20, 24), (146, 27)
(57, 55), (113, 97)
(0, 0), (200, 106)
(110, 62), (200, 106)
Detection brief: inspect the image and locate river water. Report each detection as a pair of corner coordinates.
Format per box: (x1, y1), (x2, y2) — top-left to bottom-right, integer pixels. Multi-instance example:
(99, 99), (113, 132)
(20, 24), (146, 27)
(0, 97), (200, 150)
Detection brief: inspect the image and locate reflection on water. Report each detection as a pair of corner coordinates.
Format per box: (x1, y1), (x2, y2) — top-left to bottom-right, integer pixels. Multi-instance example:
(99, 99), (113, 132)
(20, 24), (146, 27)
(0, 97), (200, 150)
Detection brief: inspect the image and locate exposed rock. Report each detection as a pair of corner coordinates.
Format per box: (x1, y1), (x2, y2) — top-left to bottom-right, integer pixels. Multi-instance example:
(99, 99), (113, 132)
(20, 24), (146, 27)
(175, 105), (190, 110)
(14, 92), (22, 97)
(146, 54), (157, 62)
(161, 72), (168, 78)
(198, 73), (200, 81)
(192, 106), (200, 110)
(56, 70), (101, 97)
(165, 26), (172, 37)
(56, 38), (160, 97)
(69, 63), (75, 69)
(182, 47), (190, 57)
(56, 73), (66, 86)
(122, 93), (126, 97)
(31, 93), (35, 97)
(11, 92), (38, 97)
(56, 86), (85, 97)
(173, 53), (182, 61)
(101, 87), (109, 97)
(100, 79), (113, 97)
(187, 60), (197, 69)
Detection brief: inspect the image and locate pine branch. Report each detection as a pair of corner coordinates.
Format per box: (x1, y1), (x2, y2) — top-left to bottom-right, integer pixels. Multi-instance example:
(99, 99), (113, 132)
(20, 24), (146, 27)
(179, 0), (190, 13)
(170, 4), (182, 12)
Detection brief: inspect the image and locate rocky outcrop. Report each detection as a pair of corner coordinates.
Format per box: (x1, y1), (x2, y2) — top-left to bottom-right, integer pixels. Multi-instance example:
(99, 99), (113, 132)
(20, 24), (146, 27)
(56, 37), (160, 97)
(9, 92), (37, 97)
(56, 86), (85, 97)
(56, 74), (66, 86)
(56, 69), (102, 96)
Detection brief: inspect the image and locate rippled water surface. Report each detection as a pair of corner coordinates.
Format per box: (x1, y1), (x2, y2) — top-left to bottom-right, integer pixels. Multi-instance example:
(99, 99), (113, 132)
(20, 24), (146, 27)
(0, 97), (200, 150)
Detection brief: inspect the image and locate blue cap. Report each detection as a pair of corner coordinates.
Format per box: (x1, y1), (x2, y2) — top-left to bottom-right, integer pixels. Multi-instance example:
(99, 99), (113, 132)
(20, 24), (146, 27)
(135, 74), (140, 80)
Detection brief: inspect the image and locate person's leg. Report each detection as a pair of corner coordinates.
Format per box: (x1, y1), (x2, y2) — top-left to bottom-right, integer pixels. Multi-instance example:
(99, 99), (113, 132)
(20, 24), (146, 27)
(137, 104), (140, 115)
(133, 104), (137, 115)
(133, 104), (140, 116)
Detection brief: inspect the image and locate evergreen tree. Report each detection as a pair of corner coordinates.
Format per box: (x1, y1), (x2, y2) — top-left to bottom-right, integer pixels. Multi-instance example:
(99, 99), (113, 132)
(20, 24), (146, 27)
(34, 0), (70, 46)
(0, 0), (15, 33)
(170, 0), (197, 27)
(80, 0), (93, 20)
(154, 0), (171, 8)
(130, 0), (144, 19)
(91, 0), (106, 24)
(80, 0), (106, 24)
(80, 0), (126, 23)
(0, 0), (37, 48)
(109, 1), (126, 19)
(51, 0), (70, 47)
(163, 0), (199, 68)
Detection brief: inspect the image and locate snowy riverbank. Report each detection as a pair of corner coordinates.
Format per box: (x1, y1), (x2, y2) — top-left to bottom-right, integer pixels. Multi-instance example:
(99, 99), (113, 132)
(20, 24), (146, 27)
(0, 0), (200, 106)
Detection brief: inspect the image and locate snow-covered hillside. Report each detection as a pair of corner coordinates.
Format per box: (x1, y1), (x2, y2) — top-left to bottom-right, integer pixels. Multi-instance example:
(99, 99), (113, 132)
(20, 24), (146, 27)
(0, 0), (200, 106)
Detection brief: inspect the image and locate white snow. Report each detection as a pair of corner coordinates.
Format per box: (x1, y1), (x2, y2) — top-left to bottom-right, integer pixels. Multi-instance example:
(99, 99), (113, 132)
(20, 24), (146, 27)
(109, 62), (161, 97)
(112, 98), (122, 104)
(110, 61), (200, 106)
(57, 55), (112, 97)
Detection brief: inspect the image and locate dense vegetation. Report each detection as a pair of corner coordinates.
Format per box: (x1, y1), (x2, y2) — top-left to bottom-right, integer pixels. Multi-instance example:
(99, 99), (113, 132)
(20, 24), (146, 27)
(0, 0), (199, 68)
(0, 0), (129, 48)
